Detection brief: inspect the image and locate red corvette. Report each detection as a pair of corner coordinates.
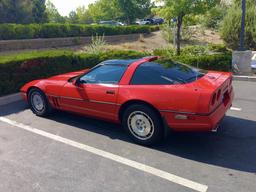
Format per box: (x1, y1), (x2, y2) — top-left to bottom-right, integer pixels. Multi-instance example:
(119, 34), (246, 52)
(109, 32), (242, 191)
(21, 56), (234, 145)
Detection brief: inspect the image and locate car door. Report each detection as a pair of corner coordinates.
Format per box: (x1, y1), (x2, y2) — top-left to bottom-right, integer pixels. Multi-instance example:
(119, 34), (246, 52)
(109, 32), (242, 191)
(59, 64), (127, 121)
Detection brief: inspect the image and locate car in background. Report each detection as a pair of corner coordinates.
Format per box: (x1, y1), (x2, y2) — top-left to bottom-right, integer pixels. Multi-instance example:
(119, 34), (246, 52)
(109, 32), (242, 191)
(21, 56), (234, 146)
(136, 18), (164, 25)
(99, 20), (124, 26)
(153, 18), (164, 25)
(136, 18), (154, 25)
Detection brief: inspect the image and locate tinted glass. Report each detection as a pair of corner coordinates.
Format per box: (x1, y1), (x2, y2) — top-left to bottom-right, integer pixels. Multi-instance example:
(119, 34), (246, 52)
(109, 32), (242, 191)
(130, 62), (205, 85)
(80, 65), (127, 84)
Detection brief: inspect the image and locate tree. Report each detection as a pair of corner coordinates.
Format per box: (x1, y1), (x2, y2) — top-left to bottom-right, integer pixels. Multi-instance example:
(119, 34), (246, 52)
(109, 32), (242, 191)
(116, 0), (152, 24)
(68, 11), (79, 23)
(221, 0), (256, 50)
(202, 4), (227, 29)
(76, 6), (93, 24)
(87, 0), (121, 23)
(32, 0), (48, 23)
(157, 0), (219, 55)
(46, 0), (65, 23)
(0, 0), (33, 23)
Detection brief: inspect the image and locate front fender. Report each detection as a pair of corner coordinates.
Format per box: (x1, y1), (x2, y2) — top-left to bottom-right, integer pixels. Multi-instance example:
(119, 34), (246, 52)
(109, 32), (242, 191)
(20, 79), (46, 100)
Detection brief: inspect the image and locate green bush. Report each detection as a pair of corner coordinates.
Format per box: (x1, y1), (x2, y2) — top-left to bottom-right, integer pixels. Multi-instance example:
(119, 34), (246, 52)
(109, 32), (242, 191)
(201, 5), (227, 29)
(171, 54), (232, 71)
(208, 44), (229, 53)
(154, 45), (231, 71)
(0, 50), (147, 96)
(0, 45), (231, 97)
(220, 0), (256, 50)
(154, 45), (230, 56)
(0, 24), (158, 40)
(180, 45), (208, 56)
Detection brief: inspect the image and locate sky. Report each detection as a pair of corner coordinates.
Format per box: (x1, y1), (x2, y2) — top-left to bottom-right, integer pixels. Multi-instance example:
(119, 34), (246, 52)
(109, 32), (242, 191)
(50, 0), (96, 16)
(50, 0), (160, 16)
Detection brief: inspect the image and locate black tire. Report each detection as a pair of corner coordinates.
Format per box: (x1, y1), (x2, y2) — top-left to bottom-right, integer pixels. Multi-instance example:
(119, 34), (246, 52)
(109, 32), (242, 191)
(28, 88), (52, 117)
(122, 104), (164, 146)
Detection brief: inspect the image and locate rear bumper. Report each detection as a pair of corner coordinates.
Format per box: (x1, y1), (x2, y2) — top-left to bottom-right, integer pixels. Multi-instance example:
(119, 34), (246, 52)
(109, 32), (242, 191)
(161, 88), (234, 132)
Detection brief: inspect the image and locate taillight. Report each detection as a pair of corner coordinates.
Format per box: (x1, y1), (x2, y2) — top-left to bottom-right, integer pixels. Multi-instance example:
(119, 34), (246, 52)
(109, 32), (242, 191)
(211, 93), (216, 105)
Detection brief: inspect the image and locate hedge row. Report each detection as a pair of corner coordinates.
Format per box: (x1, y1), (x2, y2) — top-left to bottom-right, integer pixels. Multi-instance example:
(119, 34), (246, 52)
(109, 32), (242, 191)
(0, 24), (160, 40)
(154, 45), (232, 71)
(171, 54), (232, 71)
(0, 48), (231, 96)
(0, 50), (147, 96)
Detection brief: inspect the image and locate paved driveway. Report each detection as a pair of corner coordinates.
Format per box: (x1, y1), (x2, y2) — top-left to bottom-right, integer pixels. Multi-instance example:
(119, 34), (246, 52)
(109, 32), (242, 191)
(0, 80), (255, 192)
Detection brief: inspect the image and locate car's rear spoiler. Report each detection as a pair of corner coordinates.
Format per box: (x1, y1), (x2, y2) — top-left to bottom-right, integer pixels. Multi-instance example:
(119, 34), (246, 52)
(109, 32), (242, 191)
(141, 56), (160, 62)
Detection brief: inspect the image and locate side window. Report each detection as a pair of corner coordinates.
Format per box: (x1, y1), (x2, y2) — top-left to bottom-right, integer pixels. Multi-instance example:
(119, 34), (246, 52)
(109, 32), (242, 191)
(130, 63), (174, 85)
(80, 65), (127, 84)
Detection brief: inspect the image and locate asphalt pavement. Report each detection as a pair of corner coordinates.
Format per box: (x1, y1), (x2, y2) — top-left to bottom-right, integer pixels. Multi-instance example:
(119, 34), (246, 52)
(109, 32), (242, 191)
(0, 80), (255, 192)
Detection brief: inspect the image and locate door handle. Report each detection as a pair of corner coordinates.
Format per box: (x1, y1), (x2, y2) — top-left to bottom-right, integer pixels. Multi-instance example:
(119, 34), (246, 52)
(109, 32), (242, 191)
(106, 90), (115, 95)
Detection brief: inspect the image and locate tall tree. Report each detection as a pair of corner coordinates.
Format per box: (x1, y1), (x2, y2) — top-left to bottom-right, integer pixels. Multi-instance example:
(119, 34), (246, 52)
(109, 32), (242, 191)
(68, 11), (79, 23)
(87, 0), (121, 22)
(0, 0), (33, 23)
(32, 0), (48, 23)
(157, 0), (219, 55)
(116, 0), (152, 24)
(76, 6), (93, 24)
(46, 0), (65, 23)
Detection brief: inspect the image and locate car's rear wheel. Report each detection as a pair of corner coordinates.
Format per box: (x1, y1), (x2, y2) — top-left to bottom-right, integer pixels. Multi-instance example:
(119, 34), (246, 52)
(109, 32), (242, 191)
(122, 104), (164, 146)
(28, 88), (52, 117)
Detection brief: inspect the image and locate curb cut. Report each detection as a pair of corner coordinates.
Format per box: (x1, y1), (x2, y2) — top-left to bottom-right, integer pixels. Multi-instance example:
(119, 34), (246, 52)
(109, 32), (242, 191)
(0, 93), (22, 106)
(233, 75), (256, 82)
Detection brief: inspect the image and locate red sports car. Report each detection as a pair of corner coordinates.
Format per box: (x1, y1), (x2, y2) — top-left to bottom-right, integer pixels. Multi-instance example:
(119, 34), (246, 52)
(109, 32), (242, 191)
(21, 56), (234, 145)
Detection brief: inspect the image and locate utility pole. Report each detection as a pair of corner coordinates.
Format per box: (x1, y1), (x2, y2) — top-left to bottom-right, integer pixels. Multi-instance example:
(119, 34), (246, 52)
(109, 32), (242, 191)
(239, 0), (246, 51)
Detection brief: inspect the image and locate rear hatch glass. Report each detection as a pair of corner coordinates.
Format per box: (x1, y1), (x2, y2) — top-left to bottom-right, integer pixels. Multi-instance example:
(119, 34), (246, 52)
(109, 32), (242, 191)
(131, 61), (206, 85)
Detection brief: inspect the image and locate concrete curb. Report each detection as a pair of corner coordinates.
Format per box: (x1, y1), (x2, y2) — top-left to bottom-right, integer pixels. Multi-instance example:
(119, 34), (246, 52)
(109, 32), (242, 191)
(233, 75), (256, 82)
(0, 93), (22, 106)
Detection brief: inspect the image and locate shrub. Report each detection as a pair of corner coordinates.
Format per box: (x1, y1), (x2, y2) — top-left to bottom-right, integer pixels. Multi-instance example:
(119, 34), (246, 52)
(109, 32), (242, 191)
(0, 46), (231, 97)
(202, 5), (227, 29)
(0, 24), (158, 40)
(0, 50), (147, 96)
(87, 34), (107, 54)
(154, 45), (231, 71)
(171, 54), (232, 71)
(208, 44), (229, 53)
(220, 0), (256, 50)
(180, 45), (208, 56)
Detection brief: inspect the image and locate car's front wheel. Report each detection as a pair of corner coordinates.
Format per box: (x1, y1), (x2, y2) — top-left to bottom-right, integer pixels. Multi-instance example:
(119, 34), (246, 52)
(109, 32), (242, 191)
(122, 104), (164, 146)
(28, 88), (52, 117)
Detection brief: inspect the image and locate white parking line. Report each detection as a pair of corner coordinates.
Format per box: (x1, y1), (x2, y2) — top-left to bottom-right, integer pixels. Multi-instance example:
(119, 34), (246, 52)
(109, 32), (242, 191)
(230, 107), (242, 111)
(0, 117), (208, 192)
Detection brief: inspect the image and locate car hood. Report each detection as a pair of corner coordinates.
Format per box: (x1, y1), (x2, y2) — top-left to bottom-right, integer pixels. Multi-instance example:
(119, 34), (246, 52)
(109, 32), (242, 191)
(20, 69), (89, 96)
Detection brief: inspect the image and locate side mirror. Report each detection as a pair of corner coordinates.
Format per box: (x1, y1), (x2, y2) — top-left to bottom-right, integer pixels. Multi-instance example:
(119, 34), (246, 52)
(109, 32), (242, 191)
(72, 78), (86, 86)
(72, 78), (80, 86)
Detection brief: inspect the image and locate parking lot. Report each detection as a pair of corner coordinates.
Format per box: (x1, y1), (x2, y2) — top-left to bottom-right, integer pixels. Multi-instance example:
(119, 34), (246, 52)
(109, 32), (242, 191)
(0, 80), (255, 192)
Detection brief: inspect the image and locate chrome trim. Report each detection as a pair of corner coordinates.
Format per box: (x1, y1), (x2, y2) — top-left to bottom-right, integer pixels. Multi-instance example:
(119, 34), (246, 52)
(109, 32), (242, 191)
(61, 96), (85, 101)
(90, 100), (121, 106)
(46, 94), (120, 106)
